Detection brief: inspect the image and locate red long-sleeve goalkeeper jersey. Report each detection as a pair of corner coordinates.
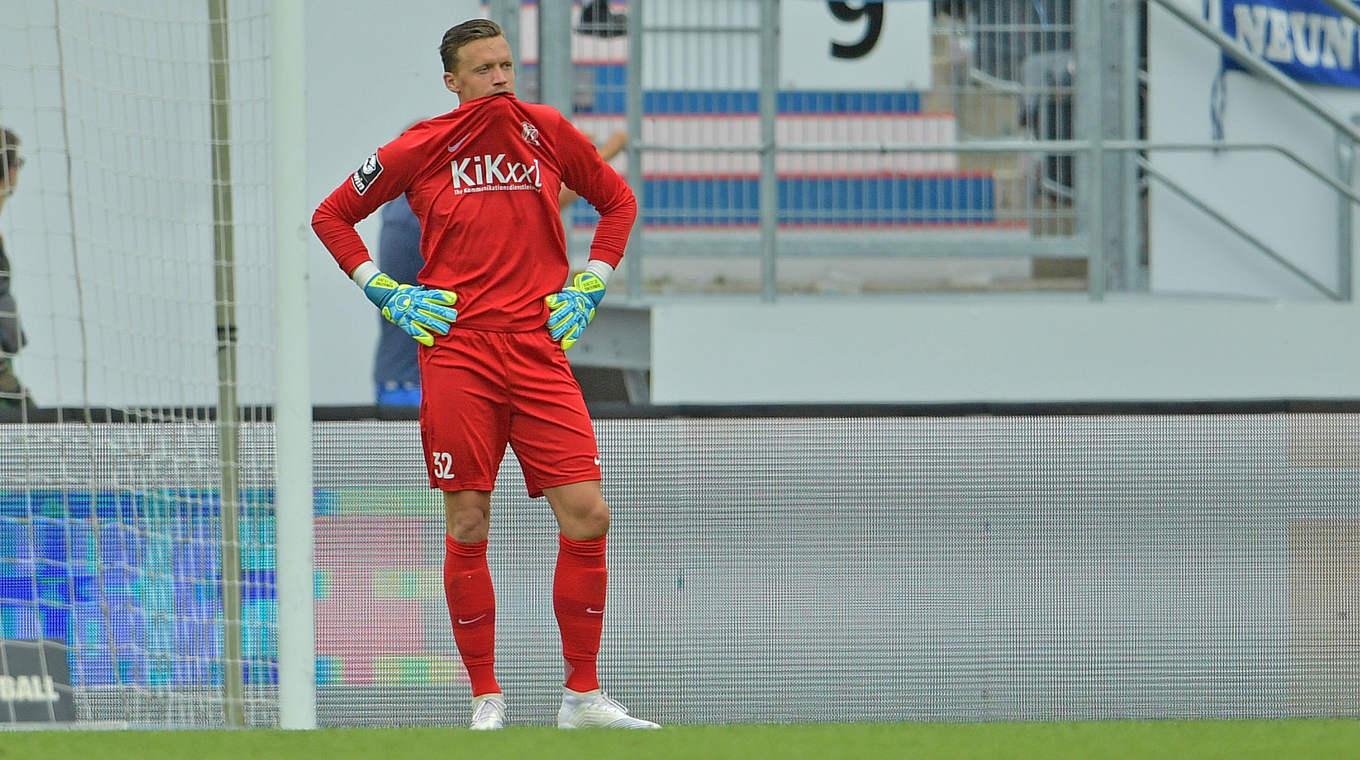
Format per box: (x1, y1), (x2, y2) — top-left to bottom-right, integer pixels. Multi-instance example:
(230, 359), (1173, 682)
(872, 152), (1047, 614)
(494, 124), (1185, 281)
(311, 93), (636, 332)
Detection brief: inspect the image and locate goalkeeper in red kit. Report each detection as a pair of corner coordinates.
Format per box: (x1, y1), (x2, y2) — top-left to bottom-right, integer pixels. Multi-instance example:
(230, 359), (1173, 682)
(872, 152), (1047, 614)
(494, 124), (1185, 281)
(311, 18), (657, 731)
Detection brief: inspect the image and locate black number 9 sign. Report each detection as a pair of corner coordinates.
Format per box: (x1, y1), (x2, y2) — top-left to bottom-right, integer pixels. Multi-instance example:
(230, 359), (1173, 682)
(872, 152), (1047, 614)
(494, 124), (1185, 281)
(828, 1), (885, 59)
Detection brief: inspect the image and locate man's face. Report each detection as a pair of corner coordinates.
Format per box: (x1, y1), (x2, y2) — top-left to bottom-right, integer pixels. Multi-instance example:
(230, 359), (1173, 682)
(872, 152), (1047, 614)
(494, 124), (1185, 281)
(444, 36), (515, 102)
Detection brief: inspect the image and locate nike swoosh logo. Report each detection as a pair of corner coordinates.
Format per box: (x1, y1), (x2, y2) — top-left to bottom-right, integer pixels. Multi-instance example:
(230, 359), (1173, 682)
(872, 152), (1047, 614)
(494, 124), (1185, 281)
(448, 135), (470, 152)
(457, 613), (488, 625)
(586, 607), (604, 615)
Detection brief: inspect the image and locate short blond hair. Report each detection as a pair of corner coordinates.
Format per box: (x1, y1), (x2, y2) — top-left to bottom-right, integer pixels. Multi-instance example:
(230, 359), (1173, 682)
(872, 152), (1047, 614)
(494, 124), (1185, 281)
(439, 19), (504, 73)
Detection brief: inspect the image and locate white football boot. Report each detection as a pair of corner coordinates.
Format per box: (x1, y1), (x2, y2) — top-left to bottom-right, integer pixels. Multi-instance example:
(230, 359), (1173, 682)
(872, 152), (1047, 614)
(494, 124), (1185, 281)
(469, 693), (507, 730)
(557, 688), (660, 729)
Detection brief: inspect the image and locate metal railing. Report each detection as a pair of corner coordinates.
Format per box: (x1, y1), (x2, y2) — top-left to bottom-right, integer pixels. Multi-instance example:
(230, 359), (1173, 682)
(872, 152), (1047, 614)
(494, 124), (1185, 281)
(519, 0), (1360, 302)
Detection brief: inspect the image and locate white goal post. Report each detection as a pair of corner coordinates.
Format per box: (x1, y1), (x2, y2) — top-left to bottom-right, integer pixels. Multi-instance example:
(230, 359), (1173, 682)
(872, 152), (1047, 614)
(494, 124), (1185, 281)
(271, 0), (315, 733)
(274, 0), (319, 739)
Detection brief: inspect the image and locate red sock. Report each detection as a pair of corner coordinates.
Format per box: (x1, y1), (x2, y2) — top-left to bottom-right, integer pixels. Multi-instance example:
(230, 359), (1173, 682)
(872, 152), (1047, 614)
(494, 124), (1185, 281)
(554, 534), (607, 692)
(443, 535), (499, 696)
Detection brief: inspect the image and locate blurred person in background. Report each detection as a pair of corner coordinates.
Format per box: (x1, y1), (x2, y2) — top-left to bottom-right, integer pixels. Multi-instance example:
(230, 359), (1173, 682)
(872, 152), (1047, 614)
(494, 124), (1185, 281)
(577, 0), (628, 38)
(0, 126), (33, 414)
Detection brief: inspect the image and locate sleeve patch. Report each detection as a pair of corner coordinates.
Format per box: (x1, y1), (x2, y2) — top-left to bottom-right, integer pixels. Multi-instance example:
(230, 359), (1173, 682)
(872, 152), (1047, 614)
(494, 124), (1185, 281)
(351, 152), (383, 195)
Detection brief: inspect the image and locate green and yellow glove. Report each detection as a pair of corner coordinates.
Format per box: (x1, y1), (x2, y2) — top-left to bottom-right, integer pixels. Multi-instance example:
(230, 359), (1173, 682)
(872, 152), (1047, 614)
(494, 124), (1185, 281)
(362, 271), (458, 347)
(545, 271), (606, 351)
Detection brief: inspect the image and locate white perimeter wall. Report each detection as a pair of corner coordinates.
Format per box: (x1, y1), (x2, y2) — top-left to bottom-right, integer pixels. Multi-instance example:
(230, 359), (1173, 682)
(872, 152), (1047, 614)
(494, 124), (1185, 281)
(648, 296), (1360, 404)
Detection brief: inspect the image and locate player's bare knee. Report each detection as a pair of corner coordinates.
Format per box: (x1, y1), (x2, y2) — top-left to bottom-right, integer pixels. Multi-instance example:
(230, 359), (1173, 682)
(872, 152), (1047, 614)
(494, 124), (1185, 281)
(588, 501), (610, 537)
(448, 513), (490, 543)
(444, 491), (492, 542)
(568, 500), (609, 540)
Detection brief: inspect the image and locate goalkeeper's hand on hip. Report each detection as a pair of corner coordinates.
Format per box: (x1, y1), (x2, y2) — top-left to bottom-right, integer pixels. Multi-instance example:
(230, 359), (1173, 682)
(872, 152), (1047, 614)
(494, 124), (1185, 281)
(361, 271), (458, 347)
(545, 271), (606, 351)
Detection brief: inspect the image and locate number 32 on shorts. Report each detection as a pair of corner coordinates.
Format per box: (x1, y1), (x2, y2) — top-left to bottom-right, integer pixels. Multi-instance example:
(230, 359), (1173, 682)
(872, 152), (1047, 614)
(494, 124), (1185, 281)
(431, 451), (455, 479)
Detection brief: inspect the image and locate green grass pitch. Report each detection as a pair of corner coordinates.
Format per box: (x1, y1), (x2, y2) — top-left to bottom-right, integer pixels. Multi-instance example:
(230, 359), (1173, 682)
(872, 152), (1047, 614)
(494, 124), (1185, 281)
(4, 720), (1358, 760)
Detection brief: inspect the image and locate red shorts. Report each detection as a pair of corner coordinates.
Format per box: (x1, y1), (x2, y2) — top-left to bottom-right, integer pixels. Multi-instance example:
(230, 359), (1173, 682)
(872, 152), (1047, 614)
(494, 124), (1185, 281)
(417, 327), (601, 497)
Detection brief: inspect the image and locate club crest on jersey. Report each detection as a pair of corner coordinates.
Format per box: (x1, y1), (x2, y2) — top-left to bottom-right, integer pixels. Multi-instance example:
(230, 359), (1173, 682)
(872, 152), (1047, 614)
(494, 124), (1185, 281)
(520, 121), (541, 146)
(351, 152), (383, 195)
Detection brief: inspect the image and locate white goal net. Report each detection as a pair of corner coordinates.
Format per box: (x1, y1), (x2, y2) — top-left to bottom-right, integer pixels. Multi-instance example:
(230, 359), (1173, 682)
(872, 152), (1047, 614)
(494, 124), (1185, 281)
(1, 0), (278, 727)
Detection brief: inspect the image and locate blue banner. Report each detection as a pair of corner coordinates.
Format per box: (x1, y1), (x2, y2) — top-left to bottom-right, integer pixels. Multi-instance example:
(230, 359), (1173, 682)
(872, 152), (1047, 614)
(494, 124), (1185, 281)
(1222, 0), (1360, 87)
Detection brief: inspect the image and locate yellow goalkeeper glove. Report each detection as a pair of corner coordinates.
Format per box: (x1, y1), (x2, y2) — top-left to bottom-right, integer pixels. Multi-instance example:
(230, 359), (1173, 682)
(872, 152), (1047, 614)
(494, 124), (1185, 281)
(544, 272), (606, 351)
(362, 272), (458, 347)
